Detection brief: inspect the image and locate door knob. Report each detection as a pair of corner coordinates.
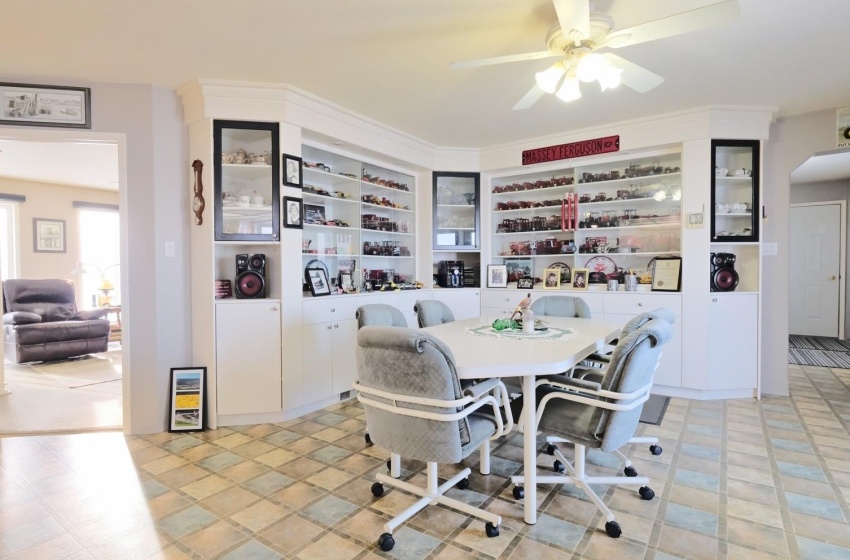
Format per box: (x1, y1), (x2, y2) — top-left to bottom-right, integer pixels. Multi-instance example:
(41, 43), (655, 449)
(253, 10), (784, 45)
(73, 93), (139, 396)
(829, 275), (837, 280)
(271, 306), (279, 311)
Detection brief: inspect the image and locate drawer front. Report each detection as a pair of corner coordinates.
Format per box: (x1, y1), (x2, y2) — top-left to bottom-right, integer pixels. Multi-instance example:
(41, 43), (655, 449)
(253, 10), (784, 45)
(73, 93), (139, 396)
(481, 289), (526, 309)
(603, 293), (682, 316)
(302, 297), (359, 325)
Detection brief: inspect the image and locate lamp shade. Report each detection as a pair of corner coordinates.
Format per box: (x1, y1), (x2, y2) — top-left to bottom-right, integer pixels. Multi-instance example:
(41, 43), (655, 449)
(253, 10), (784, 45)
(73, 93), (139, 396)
(535, 62), (566, 93)
(556, 77), (582, 102)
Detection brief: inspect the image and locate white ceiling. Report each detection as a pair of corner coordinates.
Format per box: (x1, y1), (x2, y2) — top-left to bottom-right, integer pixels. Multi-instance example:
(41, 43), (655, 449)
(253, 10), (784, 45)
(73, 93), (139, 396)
(0, 139), (119, 190)
(2, 0), (850, 187)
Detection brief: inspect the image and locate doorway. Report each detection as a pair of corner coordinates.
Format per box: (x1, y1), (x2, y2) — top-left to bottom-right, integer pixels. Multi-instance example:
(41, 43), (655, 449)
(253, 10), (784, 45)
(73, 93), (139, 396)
(0, 128), (126, 434)
(789, 202), (845, 338)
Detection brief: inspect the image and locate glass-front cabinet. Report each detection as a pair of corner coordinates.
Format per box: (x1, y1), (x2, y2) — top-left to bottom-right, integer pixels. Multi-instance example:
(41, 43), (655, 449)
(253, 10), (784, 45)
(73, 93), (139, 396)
(433, 172), (480, 250)
(301, 145), (416, 293)
(214, 120), (280, 241)
(711, 139), (759, 243)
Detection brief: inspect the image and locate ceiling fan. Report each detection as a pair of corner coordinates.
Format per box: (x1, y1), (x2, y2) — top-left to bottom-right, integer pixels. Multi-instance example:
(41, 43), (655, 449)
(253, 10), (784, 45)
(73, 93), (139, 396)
(452, 0), (740, 109)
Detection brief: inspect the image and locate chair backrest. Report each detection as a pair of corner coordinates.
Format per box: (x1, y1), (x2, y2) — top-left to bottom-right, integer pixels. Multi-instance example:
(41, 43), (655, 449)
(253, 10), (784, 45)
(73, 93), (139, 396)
(414, 299), (455, 328)
(529, 295), (591, 318)
(355, 304), (408, 329)
(355, 326), (467, 463)
(2, 279), (78, 321)
(618, 307), (675, 338)
(594, 319), (672, 451)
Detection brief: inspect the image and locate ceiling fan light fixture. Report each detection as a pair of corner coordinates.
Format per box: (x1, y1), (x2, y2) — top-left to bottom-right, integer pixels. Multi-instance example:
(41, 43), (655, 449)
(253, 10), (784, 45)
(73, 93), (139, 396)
(597, 65), (622, 91)
(555, 77), (582, 102)
(576, 53), (608, 83)
(535, 61), (566, 93)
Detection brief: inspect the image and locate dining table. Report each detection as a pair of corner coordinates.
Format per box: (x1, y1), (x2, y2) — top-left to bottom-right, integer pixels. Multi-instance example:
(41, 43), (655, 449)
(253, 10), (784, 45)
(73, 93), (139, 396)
(422, 314), (621, 524)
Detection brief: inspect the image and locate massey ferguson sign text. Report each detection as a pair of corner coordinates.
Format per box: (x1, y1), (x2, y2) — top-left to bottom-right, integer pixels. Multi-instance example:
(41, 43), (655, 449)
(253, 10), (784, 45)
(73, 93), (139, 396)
(522, 135), (620, 165)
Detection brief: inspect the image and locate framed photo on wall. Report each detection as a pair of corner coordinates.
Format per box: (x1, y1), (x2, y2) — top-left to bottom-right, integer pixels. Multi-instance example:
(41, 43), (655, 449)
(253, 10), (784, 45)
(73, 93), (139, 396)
(0, 82), (91, 128)
(283, 196), (303, 229)
(168, 367), (206, 432)
(487, 264), (508, 288)
(33, 218), (66, 253)
(283, 154), (303, 187)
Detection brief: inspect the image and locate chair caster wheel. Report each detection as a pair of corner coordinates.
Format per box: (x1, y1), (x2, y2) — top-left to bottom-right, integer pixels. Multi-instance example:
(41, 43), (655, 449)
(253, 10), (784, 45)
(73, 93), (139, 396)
(364, 433), (372, 445)
(386, 459), (392, 471)
(553, 460), (565, 473)
(624, 465), (638, 477)
(546, 444), (557, 455)
(371, 482), (384, 497)
(512, 486), (525, 500)
(649, 444), (662, 456)
(378, 532), (395, 551)
(639, 486), (655, 500)
(485, 522), (499, 538)
(457, 478), (470, 490)
(605, 520), (622, 538)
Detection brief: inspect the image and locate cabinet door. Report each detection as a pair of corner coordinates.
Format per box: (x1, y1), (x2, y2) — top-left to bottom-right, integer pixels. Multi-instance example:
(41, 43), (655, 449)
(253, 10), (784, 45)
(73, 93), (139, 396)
(433, 172), (480, 250)
(708, 294), (758, 390)
(303, 322), (335, 404)
(711, 140), (759, 242)
(603, 312), (682, 388)
(433, 289), (481, 320)
(214, 120), (280, 241)
(215, 302), (282, 415)
(331, 319), (358, 395)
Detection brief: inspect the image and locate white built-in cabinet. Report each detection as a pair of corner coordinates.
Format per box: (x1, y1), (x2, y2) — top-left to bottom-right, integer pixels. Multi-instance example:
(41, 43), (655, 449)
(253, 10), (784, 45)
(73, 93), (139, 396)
(708, 293), (758, 390)
(215, 301), (282, 415)
(433, 289), (481, 321)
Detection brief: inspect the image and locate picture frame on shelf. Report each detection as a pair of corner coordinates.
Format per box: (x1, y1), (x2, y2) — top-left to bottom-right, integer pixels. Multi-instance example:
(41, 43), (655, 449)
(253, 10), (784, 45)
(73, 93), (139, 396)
(304, 203), (326, 225)
(283, 153), (303, 187)
(572, 268), (589, 290)
(340, 272), (354, 293)
(167, 367), (206, 433)
(543, 268), (561, 289)
(0, 82), (91, 128)
(283, 196), (303, 229)
(651, 257), (682, 292)
(306, 267), (331, 296)
(487, 264), (508, 288)
(504, 258), (532, 283)
(517, 277), (534, 289)
(32, 218), (66, 253)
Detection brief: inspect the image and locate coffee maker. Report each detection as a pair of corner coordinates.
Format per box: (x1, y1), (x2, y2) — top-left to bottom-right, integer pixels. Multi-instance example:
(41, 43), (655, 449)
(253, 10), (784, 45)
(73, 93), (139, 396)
(437, 260), (464, 288)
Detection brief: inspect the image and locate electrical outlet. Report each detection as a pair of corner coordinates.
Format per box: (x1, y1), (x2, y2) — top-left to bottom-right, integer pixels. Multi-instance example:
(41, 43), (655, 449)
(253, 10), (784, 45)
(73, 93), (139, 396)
(165, 241), (175, 257)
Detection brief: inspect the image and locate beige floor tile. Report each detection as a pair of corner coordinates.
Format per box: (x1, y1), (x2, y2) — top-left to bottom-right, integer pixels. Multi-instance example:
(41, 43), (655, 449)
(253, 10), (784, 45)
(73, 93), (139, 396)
(279, 457), (327, 480)
(726, 497), (783, 529)
(726, 517), (790, 556)
(254, 448), (299, 468)
(202, 486), (261, 516)
(583, 529), (647, 559)
(306, 467), (353, 490)
(296, 532), (362, 560)
(179, 474), (233, 501)
(156, 464), (209, 488)
(182, 520), (247, 558)
(726, 478), (778, 506)
(656, 524), (718, 560)
(273, 481), (326, 510)
(230, 499), (288, 532)
(726, 542), (791, 559)
(789, 511), (850, 547)
(727, 463), (776, 487)
(508, 539), (574, 559)
(668, 484), (719, 514)
(262, 513), (325, 553)
(211, 432), (253, 449)
(453, 521), (516, 558)
(220, 460), (268, 482)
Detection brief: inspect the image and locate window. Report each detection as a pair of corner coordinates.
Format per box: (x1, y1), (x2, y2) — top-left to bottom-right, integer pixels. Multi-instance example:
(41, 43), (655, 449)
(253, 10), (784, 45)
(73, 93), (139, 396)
(0, 200), (19, 280)
(78, 208), (120, 308)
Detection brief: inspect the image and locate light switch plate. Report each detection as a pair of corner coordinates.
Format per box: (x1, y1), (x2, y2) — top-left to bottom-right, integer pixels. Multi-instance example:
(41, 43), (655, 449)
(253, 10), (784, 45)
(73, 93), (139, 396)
(686, 213), (704, 228)
(763, 242), (777, 256)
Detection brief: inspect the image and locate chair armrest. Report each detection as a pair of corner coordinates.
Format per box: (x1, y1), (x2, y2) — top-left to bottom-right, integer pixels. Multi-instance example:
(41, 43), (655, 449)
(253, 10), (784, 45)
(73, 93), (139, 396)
(539, 375), (602, 392)
(463, 378), (500, 398)
(71, 309), (108, 320)
(3, 311), (42, 325)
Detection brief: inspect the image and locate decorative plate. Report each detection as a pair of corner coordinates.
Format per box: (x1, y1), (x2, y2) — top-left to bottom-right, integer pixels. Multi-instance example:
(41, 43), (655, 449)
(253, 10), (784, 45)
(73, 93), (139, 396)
(549, 261), (572, 284)
(584, 255), (617, 276)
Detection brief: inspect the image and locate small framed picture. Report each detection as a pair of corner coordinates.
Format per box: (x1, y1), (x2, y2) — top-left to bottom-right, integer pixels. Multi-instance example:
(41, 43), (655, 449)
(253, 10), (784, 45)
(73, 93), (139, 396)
(304, 203), (326, 225)
(283, 154), (303, 187)
(0, 83), (91, 128)
(487, 264), (508, 288)
(306, 267), (331, 296)
(543, 268), (561, 290)
(572, 268), (589, 290)
(505, 258), (532, 283)
(652, 257), (682, 292)
(168, 367), (206, 432)
(517, 277), (534, 289)
(340, 272), (354, 292)
(283, 196), (303, 229)
(33, 218), (66, 253)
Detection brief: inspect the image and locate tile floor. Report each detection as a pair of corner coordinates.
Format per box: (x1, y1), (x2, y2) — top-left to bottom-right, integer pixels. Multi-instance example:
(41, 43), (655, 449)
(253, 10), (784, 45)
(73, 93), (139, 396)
(1, 363), (849, 559)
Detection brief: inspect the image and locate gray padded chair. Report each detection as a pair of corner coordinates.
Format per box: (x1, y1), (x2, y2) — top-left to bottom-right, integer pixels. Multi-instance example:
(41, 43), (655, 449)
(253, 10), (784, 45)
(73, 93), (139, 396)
(529, 295), (592, 319)
(413, 299), (455, 328)
(355, 326), (511, 551)
(580, 307), (675, 368)
(356, 303), (408, 329)
(511, 319), (672, 539)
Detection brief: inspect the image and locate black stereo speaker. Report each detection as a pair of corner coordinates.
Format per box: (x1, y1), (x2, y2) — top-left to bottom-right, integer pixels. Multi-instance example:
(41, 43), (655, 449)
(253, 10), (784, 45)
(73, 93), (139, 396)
(235, 253), (267, 298)
(710, 252), (739, 292)
(437, 260), (464, 288)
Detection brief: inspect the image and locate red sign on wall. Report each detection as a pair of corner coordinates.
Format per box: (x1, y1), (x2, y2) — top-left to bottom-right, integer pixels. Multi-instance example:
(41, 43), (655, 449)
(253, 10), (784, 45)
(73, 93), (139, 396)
(522, 135), (620, 165)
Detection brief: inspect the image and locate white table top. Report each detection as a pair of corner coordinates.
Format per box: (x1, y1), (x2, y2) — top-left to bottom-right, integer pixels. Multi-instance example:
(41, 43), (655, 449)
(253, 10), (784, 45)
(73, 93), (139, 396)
(422, 316), (621, 380)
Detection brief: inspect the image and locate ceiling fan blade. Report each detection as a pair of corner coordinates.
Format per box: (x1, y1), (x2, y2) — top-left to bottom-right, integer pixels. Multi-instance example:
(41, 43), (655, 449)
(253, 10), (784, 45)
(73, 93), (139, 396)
(603, 0), (740, 49)
(512, 85), (546, 111)
(451, 51), (557, 70)
(602, 54), (664, 92)
(553, 0), (589, 42)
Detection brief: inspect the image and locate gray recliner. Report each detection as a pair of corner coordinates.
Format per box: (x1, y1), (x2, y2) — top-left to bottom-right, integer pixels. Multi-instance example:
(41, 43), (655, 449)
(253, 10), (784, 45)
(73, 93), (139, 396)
(511, 319), (672, 539)
(355, 326), (511, 551)
(414, 299), (455, 328)
(2, 279), (110, 364)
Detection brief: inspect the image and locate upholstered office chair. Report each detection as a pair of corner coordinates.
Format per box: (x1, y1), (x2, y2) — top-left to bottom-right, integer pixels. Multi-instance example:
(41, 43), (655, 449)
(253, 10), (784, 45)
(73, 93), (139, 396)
(355, 304), (408, 464)
(414, 299), (455, 328)
(355, 303), (408, 329)
(580, 307), (675, 369)
(511, 319), (672, 539)
(529, 295), (592, 319)
(355, 326), (511, 551)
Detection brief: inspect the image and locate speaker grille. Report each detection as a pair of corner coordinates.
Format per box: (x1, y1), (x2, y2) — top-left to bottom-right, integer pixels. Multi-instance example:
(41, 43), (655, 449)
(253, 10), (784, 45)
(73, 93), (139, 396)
(235, 270), (266, 298)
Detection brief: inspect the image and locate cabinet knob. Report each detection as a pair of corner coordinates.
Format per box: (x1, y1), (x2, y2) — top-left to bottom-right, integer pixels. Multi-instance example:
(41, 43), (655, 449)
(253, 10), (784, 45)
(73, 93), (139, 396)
(331, 308), (336, 312)
(712, 298), (718, 302)
(637, 303), (643, 307)
(272, 306), (279, 311)
(475, 291), (479, 295)
(829, 275), (837, 281)
(504, 297), (510, 302)
(327, 325), (333, 330)
(334, 324), (339, 328)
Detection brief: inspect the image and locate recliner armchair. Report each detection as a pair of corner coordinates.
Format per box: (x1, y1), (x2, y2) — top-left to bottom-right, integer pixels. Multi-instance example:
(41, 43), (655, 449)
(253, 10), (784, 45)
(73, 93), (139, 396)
(3, 279), (110, 363)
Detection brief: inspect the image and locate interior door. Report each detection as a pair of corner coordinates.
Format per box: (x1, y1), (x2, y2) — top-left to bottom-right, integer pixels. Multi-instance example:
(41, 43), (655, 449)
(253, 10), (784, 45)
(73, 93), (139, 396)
(789, 204), (841, 337)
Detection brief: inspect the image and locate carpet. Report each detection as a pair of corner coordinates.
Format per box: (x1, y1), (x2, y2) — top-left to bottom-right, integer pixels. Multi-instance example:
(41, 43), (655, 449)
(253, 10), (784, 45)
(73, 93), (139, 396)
(29, 352), (122, 388)
(788, 335), (850, 368)
(639, 394), (670, 426)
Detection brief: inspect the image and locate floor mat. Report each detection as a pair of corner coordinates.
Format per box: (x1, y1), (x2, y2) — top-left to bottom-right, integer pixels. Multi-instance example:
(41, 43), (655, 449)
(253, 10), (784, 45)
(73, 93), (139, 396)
(789, 335), (850, 352)
(639, 394), (670, 426)
(789, 347), (850, 368)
